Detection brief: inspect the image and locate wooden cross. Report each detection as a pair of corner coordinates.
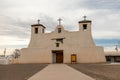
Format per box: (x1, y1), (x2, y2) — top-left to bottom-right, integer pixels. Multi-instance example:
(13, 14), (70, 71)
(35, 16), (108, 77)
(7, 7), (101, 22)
(58, 18), (62, 25)
(83, 16), (87, 21)
(38, 19), (40, 24)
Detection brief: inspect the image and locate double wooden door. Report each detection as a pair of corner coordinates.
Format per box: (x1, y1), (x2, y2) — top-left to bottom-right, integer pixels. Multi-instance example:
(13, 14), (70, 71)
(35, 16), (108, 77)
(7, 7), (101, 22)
(56, 53), (63, 63)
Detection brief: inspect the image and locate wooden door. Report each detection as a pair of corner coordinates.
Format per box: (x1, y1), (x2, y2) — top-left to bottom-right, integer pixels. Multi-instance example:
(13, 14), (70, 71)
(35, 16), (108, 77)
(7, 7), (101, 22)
(56, 53), (63, 63)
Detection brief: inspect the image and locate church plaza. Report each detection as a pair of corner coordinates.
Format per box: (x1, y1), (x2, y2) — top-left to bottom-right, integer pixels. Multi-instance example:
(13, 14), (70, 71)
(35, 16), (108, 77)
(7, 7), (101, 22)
(1, 63), (120, 80)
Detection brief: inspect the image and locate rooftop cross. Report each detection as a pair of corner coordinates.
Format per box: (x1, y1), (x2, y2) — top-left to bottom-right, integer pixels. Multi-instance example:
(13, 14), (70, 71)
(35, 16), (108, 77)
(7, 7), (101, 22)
(38, 19), (40, 24)
(58, 18), (62, 25)
(83, 16), (87, 21)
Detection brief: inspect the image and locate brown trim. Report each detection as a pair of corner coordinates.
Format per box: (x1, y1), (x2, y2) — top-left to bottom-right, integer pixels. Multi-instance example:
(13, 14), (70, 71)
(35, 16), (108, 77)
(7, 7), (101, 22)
(79, 20), (92, 23)
(31, 24), (46, 28)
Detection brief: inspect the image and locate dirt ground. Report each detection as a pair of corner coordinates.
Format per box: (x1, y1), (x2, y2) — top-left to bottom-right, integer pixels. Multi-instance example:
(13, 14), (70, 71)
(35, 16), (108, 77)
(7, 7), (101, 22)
(0, 64), (48, 80)
(68, 63), (120, 80)
(0, 63), (120, 80)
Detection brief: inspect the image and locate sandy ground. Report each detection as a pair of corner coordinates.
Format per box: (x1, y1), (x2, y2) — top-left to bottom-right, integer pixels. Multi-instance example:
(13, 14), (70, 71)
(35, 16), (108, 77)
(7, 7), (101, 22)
(0, 64), (48, 80)
(0, 63), (120, 80)
(68, 63), (120, 80)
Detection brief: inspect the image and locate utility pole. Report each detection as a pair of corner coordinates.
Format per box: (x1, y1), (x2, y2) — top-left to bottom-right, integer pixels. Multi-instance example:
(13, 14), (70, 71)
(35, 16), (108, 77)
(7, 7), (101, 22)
(4, 48), (6, 57)
(115, 45), (118, 52)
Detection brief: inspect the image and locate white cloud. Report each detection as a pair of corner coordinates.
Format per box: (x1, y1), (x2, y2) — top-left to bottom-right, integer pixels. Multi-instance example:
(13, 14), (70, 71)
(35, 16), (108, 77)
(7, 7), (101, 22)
(0, 36), (29, 46)
(0, 0), (120, 49)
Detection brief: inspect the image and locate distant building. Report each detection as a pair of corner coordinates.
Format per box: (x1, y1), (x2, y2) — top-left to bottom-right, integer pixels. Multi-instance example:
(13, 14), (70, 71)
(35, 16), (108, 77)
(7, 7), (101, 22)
(19, 17), (106, 63)
(105, 52), (120, 62)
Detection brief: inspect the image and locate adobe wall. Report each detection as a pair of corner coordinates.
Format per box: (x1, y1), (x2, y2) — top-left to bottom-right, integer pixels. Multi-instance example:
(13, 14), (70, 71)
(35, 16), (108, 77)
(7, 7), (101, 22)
(19, 48), (52, 63)
(19, 46), (106, 63)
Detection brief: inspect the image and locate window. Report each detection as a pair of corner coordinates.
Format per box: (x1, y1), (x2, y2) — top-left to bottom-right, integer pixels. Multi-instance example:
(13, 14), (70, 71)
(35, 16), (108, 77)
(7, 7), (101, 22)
(58, 28), (61, 33)
(83, 24), (87, 31)
(56, 43), (59, 47)
(35, 28), (38, 34)
(42, 29), (44, 33)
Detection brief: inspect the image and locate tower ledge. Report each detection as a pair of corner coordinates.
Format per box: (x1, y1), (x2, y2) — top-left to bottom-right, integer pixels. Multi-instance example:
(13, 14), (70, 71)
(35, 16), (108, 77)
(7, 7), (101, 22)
(31, 24), (46, 28)
(79, 20), (92, 23)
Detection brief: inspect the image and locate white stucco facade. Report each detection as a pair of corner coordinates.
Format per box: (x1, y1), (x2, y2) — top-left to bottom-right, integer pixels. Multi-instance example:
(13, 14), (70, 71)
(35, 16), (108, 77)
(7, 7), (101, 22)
(19, 18), (106, 63)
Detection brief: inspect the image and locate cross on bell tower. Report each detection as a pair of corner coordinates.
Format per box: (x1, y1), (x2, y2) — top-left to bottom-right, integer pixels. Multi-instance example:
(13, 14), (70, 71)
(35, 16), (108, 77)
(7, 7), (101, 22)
(38, 19), (40, 24)
(58, 18), (62, 25)
(83, 16), (87, 21)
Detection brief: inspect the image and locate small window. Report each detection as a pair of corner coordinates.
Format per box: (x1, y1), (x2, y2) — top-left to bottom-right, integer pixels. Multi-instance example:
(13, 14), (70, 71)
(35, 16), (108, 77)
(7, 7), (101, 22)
(58, 28), (61, 33)
(35, 28), (38, 34)
(56, 43), (59, 47)
(42, 29), (44, 33)
(83, 24), (87, 31)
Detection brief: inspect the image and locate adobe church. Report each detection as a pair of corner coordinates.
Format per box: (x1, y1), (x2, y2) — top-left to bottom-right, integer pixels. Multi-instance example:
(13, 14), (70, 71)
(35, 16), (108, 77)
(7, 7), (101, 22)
(19, 17), (106, 63)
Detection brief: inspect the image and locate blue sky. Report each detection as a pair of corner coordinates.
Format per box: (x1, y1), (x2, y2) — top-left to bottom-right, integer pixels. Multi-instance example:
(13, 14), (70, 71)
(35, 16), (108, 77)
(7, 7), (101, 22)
(0, 0), (120, 54)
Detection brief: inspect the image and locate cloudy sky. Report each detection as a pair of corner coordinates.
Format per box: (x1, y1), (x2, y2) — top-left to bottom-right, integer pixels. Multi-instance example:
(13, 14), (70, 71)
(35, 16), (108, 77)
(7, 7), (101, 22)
(0, 0), (120, 54)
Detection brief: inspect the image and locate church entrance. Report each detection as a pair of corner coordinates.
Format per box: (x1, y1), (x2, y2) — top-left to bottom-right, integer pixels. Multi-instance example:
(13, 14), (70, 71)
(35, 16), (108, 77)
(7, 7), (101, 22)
(52, 50), (63, 63)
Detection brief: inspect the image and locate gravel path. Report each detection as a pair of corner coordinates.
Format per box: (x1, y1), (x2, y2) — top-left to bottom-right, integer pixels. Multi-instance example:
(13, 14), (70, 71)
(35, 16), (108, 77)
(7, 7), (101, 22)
(0, 64), (48, 80)
(68, 63), (120, 80)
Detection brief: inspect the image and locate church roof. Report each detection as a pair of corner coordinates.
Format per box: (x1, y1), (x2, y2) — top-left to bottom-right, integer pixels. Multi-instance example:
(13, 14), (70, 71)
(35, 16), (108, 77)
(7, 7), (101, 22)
(31, 24), (46, 28)
(79, 20), (91, 23)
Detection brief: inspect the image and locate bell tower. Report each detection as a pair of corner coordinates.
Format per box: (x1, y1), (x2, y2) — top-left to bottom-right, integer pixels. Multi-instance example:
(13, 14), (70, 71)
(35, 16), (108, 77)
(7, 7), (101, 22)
(78, 16), (92, 32)
(31, 19), (46, 35)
